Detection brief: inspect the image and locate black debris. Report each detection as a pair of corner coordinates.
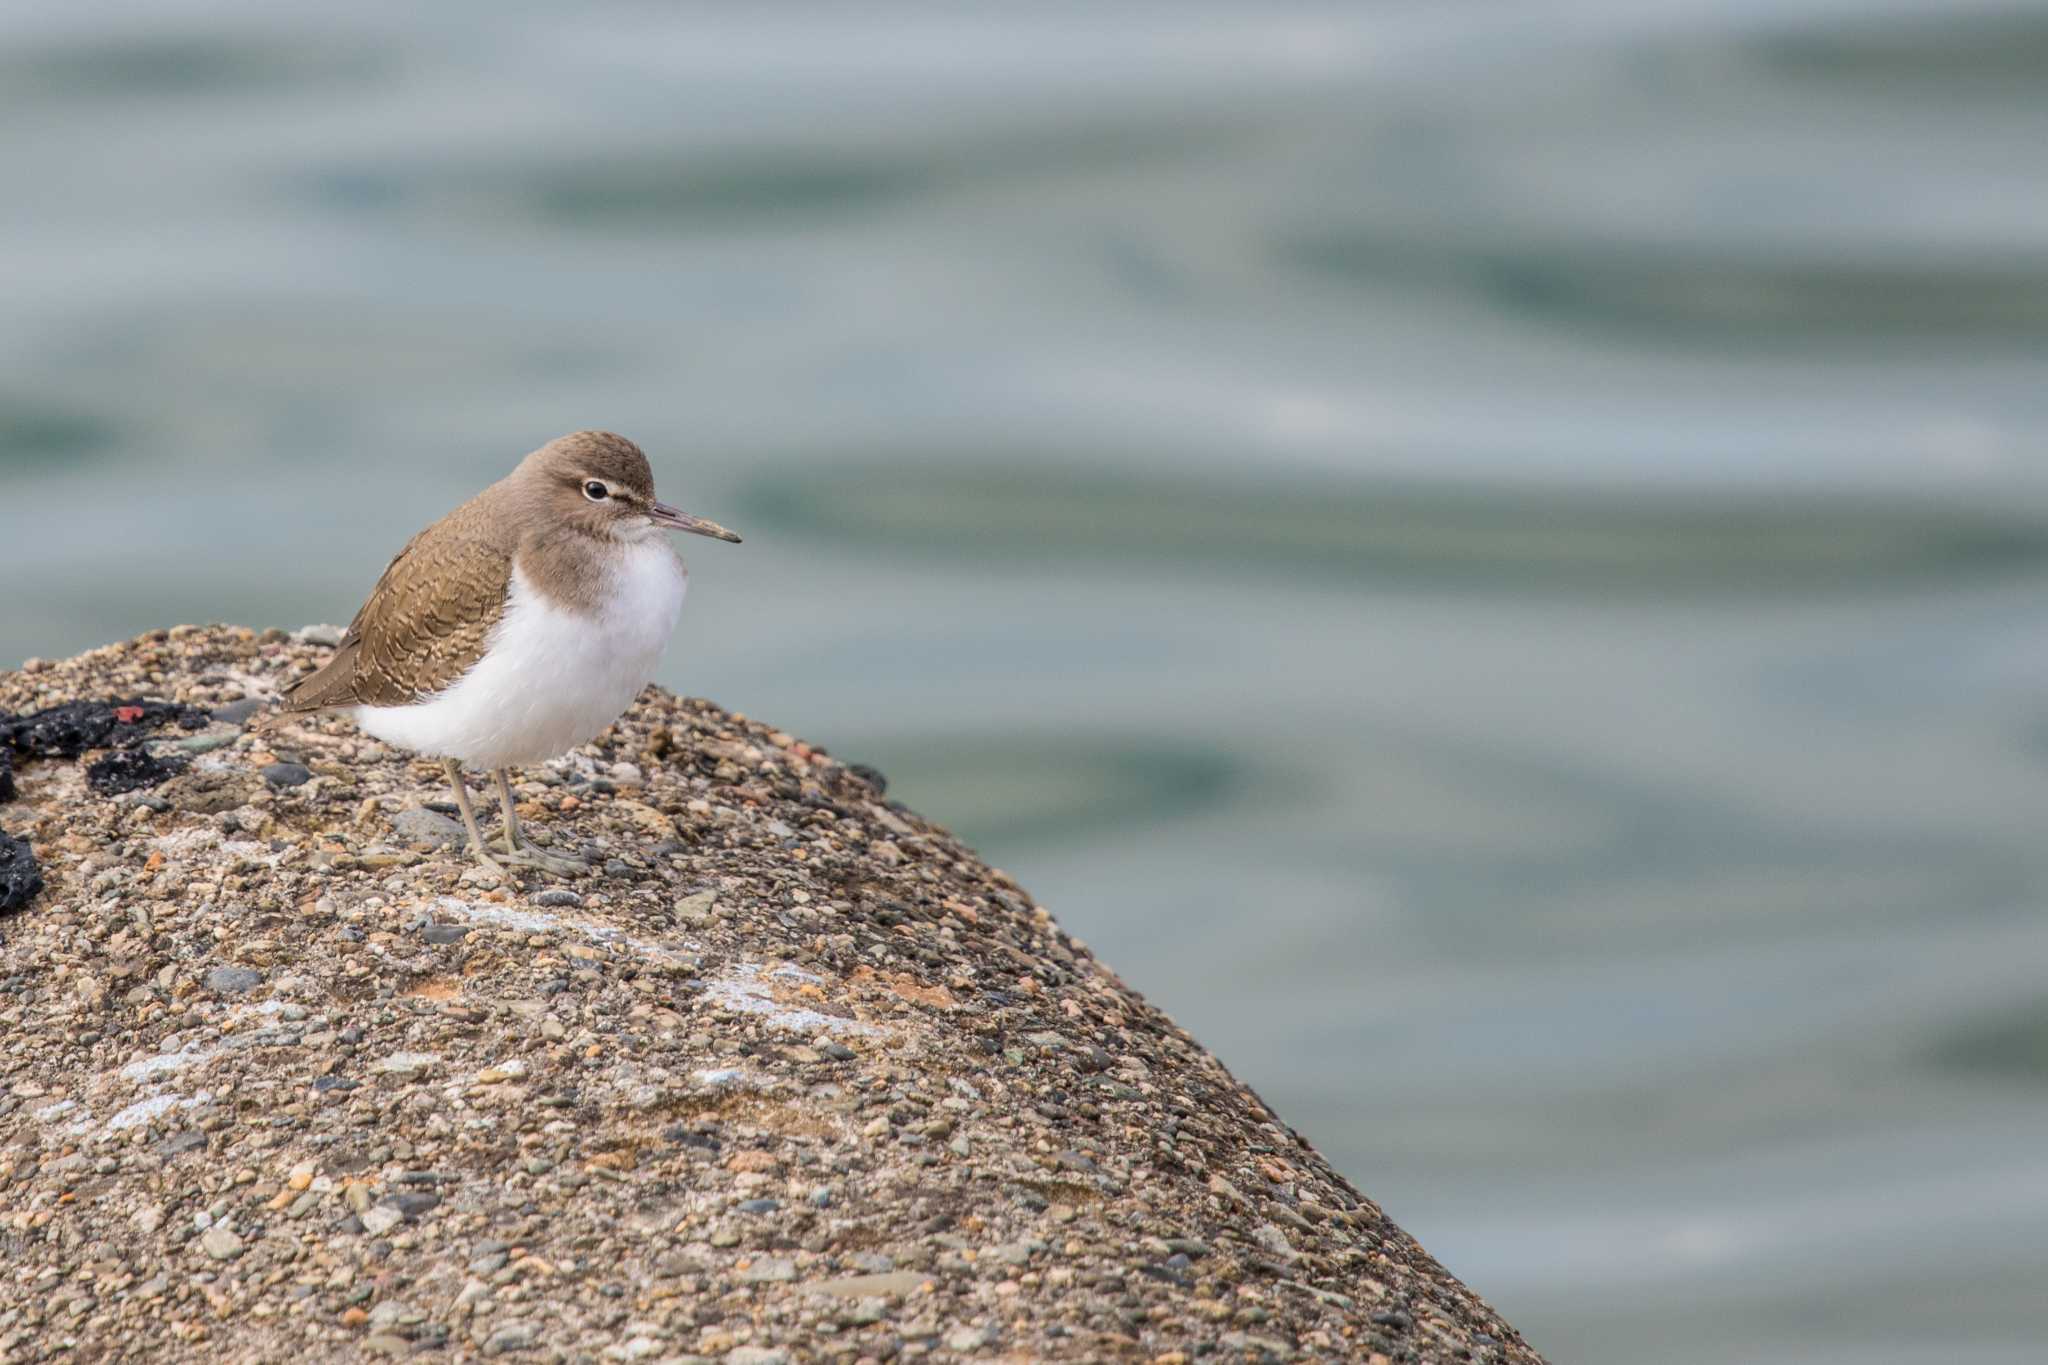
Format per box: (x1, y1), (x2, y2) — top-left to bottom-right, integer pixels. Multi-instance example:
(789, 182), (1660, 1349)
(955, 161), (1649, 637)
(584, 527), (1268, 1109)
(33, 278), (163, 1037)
(0, 830), (43, 914)
(85, 747), (187, 796)
(1, 698), (207, 760)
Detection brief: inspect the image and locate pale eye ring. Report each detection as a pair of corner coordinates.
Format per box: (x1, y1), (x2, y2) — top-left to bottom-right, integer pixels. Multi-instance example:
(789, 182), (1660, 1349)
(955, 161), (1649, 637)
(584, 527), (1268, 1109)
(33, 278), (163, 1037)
(583, 480), (609, 501)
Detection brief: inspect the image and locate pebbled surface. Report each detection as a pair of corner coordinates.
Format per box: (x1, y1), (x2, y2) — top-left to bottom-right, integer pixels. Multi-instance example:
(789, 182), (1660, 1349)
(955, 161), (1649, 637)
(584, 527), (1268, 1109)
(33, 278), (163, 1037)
(0, 625), (1544, 1364)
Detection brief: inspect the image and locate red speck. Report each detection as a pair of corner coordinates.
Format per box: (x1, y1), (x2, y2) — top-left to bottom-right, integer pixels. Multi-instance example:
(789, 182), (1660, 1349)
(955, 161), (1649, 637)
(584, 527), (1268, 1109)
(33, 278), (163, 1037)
(113, 706), (145, 724)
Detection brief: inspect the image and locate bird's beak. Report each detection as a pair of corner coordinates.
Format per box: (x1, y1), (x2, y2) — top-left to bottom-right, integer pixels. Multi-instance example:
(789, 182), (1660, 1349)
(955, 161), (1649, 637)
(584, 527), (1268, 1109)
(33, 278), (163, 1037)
(650, 502), (742, 543)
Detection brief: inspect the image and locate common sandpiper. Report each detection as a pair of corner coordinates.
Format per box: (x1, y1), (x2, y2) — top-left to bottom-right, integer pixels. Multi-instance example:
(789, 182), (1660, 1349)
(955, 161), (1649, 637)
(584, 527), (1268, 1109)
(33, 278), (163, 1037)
(281, 430), (740, 876)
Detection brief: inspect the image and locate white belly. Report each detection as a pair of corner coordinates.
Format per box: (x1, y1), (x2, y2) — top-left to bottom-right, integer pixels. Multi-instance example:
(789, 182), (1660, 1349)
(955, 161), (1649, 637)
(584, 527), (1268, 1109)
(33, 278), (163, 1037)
(355, 542), (687, 770)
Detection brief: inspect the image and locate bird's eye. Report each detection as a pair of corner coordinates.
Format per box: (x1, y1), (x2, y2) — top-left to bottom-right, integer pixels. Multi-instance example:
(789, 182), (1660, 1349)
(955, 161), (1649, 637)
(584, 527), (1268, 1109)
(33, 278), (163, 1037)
(583, 481), (609, 501)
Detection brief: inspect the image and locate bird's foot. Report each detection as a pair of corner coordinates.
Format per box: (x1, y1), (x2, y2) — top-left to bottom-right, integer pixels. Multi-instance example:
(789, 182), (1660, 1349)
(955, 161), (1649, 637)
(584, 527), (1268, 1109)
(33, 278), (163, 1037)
(493, 843), (589, 878)
(465, 846), (513, 882)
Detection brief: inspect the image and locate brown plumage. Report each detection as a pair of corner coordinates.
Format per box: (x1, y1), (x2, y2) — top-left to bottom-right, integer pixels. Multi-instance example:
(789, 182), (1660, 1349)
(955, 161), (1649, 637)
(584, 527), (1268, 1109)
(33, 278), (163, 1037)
(282, 430), (705, 713)
(280, 522), (515, 711)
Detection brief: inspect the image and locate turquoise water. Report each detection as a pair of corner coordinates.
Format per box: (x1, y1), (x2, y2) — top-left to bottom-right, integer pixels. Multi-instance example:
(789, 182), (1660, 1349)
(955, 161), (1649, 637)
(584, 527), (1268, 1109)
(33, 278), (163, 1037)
(6, 3), (2048, 1360)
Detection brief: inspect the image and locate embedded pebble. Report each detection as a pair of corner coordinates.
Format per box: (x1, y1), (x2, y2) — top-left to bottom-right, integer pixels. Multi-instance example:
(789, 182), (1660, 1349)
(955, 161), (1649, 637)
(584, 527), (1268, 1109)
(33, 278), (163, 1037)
(262, 761), (313, 788)
(483, 1321), (539, 1355)
(392, 806), (465, 849)
(211, 698), (266, 726)
(360, 1205), (404, 1237)
(202, 966), (263, 995)
(200, 1225), (244, 1261)
(374, 1052), (437, 1077)
(808, 1270), (929, 1298)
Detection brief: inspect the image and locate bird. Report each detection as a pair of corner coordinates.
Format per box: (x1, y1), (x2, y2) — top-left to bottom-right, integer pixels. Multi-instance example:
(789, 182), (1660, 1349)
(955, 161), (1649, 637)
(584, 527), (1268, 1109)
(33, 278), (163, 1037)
(280, 430), (740, 877)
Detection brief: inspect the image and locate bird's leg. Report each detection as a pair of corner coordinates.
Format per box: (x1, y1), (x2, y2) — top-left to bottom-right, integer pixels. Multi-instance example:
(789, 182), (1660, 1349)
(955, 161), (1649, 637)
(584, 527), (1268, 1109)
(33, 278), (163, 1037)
(493, 768), (524, 854)
(443, 758), (508, 877)
(487, 765), (588, 877)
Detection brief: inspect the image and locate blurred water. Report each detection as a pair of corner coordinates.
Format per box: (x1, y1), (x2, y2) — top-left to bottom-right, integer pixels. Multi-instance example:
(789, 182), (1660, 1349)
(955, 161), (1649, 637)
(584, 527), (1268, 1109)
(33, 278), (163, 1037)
(6, 3), (2048, 1360)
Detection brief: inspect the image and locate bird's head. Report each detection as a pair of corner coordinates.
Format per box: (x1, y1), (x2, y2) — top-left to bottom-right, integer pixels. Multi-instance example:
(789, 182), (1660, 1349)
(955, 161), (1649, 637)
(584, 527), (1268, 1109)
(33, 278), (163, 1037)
(520, 430), (742, 546)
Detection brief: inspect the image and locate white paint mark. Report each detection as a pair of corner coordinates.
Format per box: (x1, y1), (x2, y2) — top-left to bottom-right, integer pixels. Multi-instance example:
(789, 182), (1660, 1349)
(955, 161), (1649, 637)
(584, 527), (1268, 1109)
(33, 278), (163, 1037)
(374, 1052), (440, 1075)
(107, 1094), (187, 1130)
(703, 962), (875, 1037)
(121, 1045), (218, 1082)
(426, 896), (697, 963)
(694, 1068), (754, 1088)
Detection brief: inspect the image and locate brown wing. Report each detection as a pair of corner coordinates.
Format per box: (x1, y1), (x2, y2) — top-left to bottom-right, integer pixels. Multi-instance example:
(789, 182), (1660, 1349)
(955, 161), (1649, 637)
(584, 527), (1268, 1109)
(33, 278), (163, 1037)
(281, 519), (512, 712)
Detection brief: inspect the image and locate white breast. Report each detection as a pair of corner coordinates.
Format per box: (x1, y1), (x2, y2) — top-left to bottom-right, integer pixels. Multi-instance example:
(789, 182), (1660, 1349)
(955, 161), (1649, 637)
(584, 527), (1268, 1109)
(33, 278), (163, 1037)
(355, 541), (688, 770)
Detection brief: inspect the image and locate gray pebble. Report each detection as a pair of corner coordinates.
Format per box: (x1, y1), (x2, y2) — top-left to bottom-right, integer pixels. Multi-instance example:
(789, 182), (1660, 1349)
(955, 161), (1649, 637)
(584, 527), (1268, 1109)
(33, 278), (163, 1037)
(392, 807), (465, 850)
(421, 924), (471, 945)
(360, 1205), (404, 1237)
(261, 761), (312, 788)
(210, 698), (266, 726)
(203, 966), (263, 995)
(532, 889), (583, 908)
(159, 1130), (207, 1157)
(1221, 1332), (1296, 1358)
(199, 1226), (244, 1261)
(1252, 1222), (1297, 1259)
(482, 1321), (539, 1356)
(391, 1191), (441, 1219)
